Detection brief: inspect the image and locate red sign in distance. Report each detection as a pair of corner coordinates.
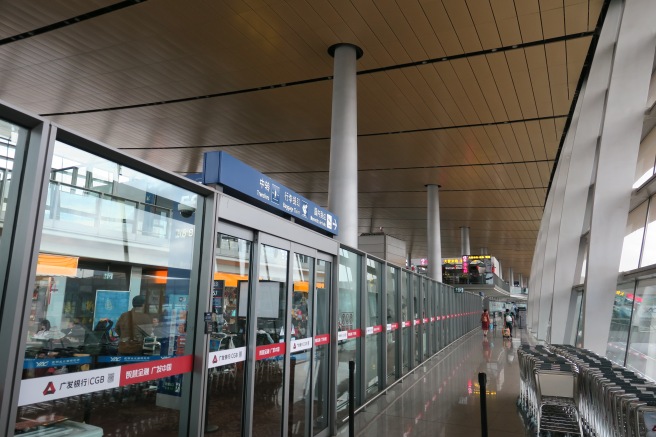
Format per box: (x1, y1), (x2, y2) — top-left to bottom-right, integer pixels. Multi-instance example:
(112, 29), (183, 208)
(391, 322), (399, 330)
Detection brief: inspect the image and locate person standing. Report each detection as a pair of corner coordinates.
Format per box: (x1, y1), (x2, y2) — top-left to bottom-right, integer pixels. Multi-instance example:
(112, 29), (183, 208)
(504, 309), (514, 337)
(480, 309), (490, 337)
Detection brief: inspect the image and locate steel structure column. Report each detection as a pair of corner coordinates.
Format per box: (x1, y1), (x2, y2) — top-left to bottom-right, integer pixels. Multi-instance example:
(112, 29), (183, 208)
(583, 0), (656, 354)
(549, 0), (622, 345)
(426, 184), (442, 281)
(327, 43), (363, 248)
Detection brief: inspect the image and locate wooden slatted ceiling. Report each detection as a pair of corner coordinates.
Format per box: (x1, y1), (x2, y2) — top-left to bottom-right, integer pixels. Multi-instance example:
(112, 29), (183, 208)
(0, 0), (118, 39)
(0, 0), (606, 277)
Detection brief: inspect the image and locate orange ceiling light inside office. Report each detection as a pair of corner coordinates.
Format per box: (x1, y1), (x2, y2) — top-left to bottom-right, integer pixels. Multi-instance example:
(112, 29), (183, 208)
(213, 272), (249, 287)
(36, 253), (79, 277)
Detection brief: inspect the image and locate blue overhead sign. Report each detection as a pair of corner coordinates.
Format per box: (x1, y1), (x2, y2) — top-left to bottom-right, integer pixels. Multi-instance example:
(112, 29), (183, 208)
(202, 152), (338, 235)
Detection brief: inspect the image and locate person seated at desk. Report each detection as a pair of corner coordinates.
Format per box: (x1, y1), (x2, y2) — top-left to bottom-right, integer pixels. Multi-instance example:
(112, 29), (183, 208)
(32, 319), (51, 339)
(116, 295), (152, 355)
(61, 318), (87, 346)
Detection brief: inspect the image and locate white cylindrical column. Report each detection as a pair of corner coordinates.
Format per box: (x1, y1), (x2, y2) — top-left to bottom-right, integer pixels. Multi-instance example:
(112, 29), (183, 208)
(518, 273), (523, 289)
(508, 268), (514, 288)
(327, 43), (362, 248)
(427, 184), (442, 281)
(460, 226), (470, 256)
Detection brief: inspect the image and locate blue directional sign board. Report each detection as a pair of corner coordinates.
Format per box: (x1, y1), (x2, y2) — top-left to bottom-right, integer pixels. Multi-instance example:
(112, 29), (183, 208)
(203, 152), (338, 235)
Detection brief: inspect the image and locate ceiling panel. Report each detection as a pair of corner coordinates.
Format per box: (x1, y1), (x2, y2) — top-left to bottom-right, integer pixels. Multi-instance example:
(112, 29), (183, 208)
(0, 0), (605, 278)
(0, 0), (118, 39)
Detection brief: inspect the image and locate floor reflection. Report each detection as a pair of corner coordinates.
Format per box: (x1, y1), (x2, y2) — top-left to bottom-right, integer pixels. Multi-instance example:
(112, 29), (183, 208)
(338, 327), (533, 437)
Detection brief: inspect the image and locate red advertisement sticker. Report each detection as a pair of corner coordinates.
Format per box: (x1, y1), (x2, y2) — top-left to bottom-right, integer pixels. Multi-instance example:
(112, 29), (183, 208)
(120, 355), (192, 386)
(314, 334), (330, 346)
(256, 343), (286, 360)
(347, 329), (361, 339)
(391, 322), (399, 330)
(372, 325), (383, 334)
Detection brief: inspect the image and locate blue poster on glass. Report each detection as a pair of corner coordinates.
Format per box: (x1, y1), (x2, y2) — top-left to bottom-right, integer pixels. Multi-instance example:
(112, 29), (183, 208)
(93, 290), (130, 329)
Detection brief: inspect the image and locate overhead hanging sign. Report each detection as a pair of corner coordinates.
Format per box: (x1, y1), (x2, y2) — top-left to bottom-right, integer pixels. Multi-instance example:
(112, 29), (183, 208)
(202, 152), (338, 235)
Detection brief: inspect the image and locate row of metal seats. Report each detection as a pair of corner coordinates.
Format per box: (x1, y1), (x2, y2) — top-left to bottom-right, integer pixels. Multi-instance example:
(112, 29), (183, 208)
(517, 344), (584, 435)
(550, 345), (656, 437)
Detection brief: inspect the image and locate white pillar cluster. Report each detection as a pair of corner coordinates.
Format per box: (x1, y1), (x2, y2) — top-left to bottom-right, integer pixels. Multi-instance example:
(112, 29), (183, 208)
(528, 0), (656, 354)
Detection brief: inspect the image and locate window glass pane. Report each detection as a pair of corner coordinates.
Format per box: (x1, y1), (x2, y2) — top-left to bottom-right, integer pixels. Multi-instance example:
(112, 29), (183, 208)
(619, 202), (648, 272)
(386, 266), (398, 383)
(337, 248), (360, 421)
(606, 282), (636, 366)
(0, 119), (26, 242)
(401, 271), (411, 373)
(640, 197), (656, 267)
(289, 253), (313, 437)
(625, 278), (656, 380)
(578, 244), (588, 285)
(253, 244), (288, 437)
(207, 234), (251, 437)
(19, 141), (199, 436)
(634, 127), (656, 188)
(365, 258), (382, 398)
(413, 275), (420, 364)
(312, 260), (330, 436)
(422, 279), (428, 359)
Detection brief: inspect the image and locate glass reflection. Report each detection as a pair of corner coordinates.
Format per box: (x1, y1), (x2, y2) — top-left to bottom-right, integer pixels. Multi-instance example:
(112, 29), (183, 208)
(365, 258), (382, 398)
(386, 266), (398, 383)
(401, 271), (411, 373)
(206, 234), (251, 437)
(312, 260), (330, 436)
(337, 249), (360, 422)
(625, 278), (656, 379)
(640, 196), (656, 266)
(289, 253), (313, 437)
(0, 119), (25, 242)
(19, 141), (199, 436)
(253, 245), (288, 437)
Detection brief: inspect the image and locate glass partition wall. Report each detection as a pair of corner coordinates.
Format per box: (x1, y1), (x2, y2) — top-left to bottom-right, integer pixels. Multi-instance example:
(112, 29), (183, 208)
(13, 138), (208, 437)
(0, 103), (481, 437)
(334, 245), (480, 423)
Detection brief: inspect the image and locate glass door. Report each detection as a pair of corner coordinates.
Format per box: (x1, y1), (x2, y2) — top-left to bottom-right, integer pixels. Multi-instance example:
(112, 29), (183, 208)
(288, 252), (314, 437)
(206, 230), (252, 437)
(253, 243), (289, 437)
(312, 258), (331, 436)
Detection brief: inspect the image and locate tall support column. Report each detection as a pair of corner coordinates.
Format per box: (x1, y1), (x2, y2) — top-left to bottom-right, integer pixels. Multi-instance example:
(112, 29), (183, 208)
(460, 226), (470, 256)
(327, 43), (363, 248)
(529, 191), (554, 334)
(518, 274), (523, 289)
(550, 0), (622, 345)
(427, 184), (442, 281)
(536, 87), (583, 341)
(583, 0), (656, 355)
(508, 268), (514, 288)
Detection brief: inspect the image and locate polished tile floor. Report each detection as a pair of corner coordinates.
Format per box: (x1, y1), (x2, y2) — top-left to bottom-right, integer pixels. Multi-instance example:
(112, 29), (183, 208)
(337, 326), (534, 437)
